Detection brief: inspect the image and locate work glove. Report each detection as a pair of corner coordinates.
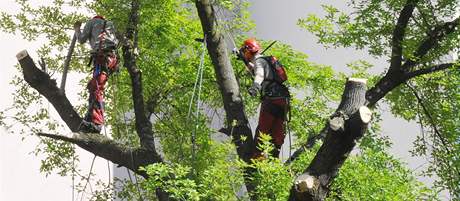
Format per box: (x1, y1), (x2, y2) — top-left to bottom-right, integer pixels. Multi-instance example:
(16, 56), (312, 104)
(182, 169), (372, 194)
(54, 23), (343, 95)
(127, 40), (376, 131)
(248, 83), (261, 97)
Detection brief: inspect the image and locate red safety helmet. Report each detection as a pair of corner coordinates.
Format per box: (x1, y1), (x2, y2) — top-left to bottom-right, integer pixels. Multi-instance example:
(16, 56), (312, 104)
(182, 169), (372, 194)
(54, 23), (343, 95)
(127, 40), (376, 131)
(242, 38), (261, 53)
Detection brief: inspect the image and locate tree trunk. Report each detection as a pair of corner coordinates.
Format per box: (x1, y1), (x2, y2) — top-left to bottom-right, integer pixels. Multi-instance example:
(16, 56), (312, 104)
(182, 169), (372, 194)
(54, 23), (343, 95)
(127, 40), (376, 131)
(194, 0), (256, 162)
(194, 0), (259, 198)
(289, 78), (372, 201)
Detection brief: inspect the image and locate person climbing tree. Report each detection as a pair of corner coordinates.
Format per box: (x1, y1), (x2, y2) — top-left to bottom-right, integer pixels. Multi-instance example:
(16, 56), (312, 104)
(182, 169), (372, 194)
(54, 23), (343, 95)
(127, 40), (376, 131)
(238, 38), (290, 158)
(74, 15), (119, 133)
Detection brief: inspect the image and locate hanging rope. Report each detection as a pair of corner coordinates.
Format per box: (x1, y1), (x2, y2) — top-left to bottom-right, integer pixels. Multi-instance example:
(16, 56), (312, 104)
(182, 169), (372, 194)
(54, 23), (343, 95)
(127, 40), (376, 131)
(72, 145), (76, 201)
(187, 34), (207, 165)
(187, 36), (207, 120)
(79, 155), (97, 201)
(102, 126), (112, 187)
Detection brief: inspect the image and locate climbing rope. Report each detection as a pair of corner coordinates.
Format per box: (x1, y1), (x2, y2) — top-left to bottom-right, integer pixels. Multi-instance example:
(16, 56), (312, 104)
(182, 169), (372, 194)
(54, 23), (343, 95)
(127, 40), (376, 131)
(187, 35), (207, 120)
(187, 34), (207, 165)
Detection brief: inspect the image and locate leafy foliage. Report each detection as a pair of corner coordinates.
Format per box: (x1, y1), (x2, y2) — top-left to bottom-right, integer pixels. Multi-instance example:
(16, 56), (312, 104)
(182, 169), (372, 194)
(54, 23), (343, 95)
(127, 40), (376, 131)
(328, 149), (438, 201)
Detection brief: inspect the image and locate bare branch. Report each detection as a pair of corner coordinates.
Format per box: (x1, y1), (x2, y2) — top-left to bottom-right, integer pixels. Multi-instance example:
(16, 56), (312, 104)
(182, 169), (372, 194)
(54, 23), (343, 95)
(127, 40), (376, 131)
(404, 83), (450, 150)
(16, 44), (165, 189)
(389, 0), (419, 71)
(38, 132), (80, 143)
(285, 127), (327, 165)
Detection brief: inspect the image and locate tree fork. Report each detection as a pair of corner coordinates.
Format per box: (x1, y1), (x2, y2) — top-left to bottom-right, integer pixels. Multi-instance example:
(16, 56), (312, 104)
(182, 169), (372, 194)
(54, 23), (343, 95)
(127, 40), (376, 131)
(289, 78), (372, 201)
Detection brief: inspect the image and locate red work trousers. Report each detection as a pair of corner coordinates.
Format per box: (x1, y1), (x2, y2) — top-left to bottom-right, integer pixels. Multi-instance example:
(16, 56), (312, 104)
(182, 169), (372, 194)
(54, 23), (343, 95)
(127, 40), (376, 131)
(85, 71), (108, 125)
(254, 97), (288, 157)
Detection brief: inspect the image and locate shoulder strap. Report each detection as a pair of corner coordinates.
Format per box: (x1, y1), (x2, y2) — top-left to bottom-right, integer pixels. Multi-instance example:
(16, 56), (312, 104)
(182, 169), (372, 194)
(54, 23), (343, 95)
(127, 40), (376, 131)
(97, 20), (107, 53)
(101, 20), (107, 34)
(257, 56), (276, 79)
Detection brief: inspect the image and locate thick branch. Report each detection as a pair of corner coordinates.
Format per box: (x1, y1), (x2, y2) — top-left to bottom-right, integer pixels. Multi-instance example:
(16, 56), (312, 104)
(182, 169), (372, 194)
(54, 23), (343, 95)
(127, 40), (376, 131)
(16, 50), (82, 131)
(406, 63), (456, 78)
(366, 62), (457, 106)
(37, 132), (161, 178)
(389, 0), (418, 71)
(122, 0), (156, 151)
(121, 1), (171, 200)
(366, 70), (406, 106)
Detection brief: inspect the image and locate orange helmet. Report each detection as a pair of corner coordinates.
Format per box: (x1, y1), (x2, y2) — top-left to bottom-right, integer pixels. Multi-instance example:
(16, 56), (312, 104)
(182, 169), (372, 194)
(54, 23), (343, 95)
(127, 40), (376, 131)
(242, 38), (261, 53)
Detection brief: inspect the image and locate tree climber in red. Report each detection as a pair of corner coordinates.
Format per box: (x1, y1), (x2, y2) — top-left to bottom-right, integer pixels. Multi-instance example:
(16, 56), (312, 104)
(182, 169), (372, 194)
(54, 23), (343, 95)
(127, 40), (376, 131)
(238, 38), (290, 158)
(74, 15), (119, 133)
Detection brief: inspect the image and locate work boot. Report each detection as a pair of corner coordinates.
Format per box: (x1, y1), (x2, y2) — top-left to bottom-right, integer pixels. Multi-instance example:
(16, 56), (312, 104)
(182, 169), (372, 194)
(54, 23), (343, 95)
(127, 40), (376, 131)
(78, 120), (102, 133)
